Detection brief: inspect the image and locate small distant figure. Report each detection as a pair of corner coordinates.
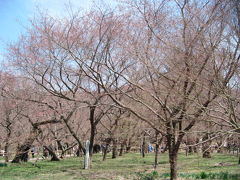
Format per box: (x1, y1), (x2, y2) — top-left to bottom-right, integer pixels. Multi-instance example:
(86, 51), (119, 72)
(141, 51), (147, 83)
(148, 144), (154, 153)
(31, 147), (35, 158)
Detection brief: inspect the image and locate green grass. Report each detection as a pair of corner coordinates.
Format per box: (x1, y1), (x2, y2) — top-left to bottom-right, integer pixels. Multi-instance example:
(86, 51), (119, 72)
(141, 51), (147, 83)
(0, 153), (239, 179)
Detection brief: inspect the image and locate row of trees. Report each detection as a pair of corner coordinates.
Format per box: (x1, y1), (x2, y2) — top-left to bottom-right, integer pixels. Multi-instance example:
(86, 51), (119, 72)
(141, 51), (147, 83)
(0, 0), (239, 179)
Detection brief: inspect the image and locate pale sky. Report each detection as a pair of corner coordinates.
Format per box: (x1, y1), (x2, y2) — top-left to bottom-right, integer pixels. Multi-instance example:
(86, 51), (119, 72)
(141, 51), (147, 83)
(0, 0), (116, 61)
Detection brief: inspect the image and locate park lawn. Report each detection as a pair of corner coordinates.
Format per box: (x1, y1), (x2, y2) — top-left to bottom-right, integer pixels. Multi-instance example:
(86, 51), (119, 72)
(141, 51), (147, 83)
(0, 153), (239, 180)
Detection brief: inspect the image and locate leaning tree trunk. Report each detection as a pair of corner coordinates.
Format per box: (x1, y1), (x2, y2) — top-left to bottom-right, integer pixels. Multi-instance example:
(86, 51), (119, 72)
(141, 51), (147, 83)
(62, 117), (86, 155)
(61, 143), (77, 158)
(12, 126), (41, 163)
(44, 146), (60, 161)
(12, 119), (59, 163)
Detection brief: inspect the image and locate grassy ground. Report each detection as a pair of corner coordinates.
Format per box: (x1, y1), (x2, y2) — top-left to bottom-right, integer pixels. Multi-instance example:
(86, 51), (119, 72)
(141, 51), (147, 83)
(0, 152), (239, 180)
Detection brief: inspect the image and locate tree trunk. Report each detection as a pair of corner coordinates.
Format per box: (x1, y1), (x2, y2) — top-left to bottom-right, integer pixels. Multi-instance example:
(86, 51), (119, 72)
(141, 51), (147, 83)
(61, 143), (77, 158)
(119, 143), (124, 156)
(202, 148), (211, 158)
(44, 146), (60, 161)
(141, 133), (146, 158)
(154, 132), (160, 169)
(169, 151), (178, 180)
(56, 140), (64, 158)
(166, 123), (182, 180)
(193, 146), (198, 153)
(89, 123), (96, 157)
(62, 117), (86, 155)
(76, 146), (83, 157)
(4, 132), (11, 163)
(12, 126), (41, 163)
(154, 143), (159, 169)
(4, 123), (12, 163)
(112, 138), (118, 159)
(202, 134), (212, 158)
(4, 141), (9, 163)
(84, 140), (90, 169)
(12, 118), (59, 163)
(102, 143), (109, 161)
(102, 147), (107, 161)
(188, 146), (193, 154)
(126, 146), (131, 153)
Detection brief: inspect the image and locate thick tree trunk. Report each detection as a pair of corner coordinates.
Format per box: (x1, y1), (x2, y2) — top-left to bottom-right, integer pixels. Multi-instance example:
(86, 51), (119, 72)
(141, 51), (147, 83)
(112, 138), (118, 159)
(89, 123), (96, 157)
(169, 151), (178, 180)
(12, 126), (41, 163)
(166, 123), (182, 180)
